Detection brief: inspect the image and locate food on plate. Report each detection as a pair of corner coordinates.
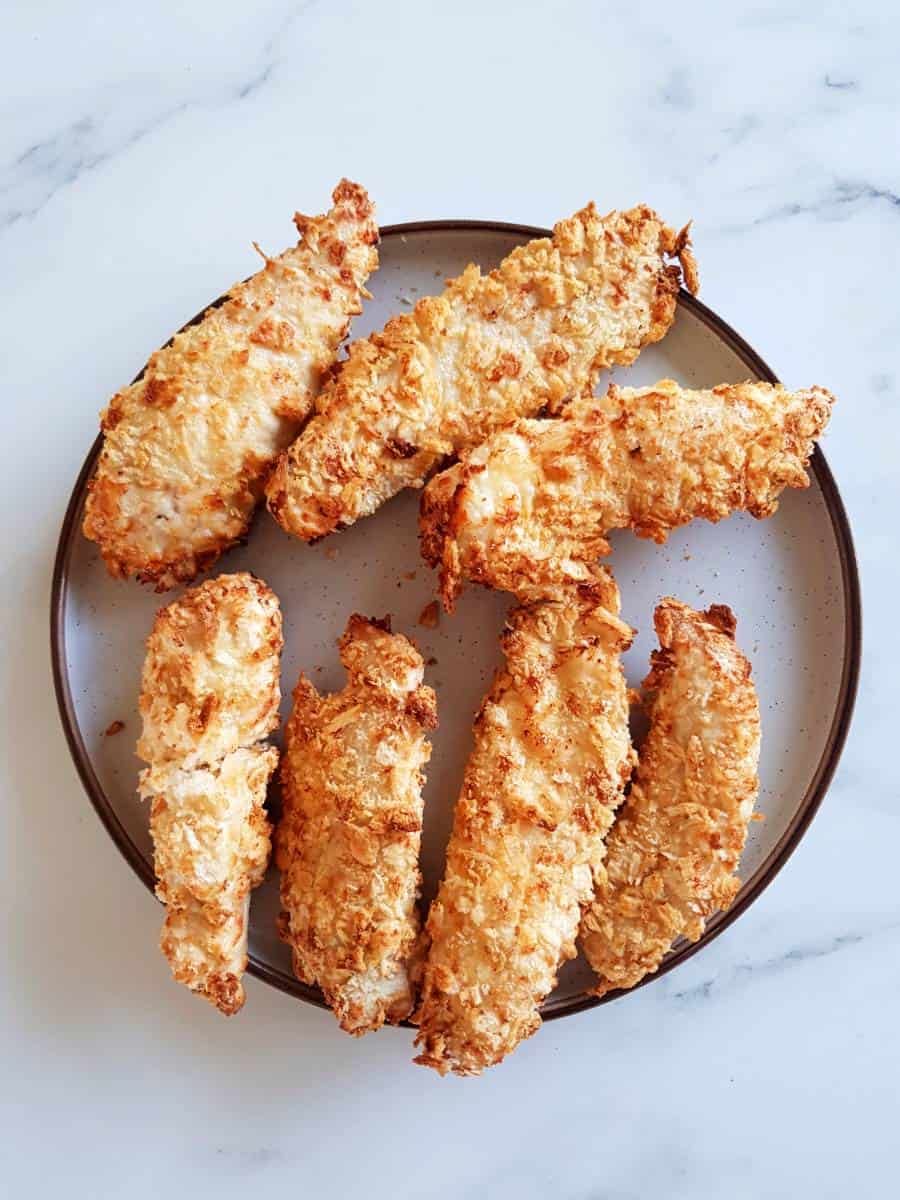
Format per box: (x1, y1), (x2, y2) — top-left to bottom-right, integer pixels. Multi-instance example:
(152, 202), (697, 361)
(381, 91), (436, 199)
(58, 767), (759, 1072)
(421, 379), (835, 608)
(140, 747), (278, 1016)
(413, 572), (635, 1075)
(276, 615), (437, 1035)
(266, 204), (697, 542)
(580, 599), (761, 996)
(83, 180), (378, 590)
(70, 192), (842, 1064)
(137, 574), (282, 769)
(137, 573), (283, 1014)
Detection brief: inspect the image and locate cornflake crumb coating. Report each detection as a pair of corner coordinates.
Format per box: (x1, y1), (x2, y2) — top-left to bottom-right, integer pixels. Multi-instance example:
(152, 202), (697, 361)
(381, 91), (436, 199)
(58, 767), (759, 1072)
(414, 572), (635, 1075)
(276, 615), (437, 1035)
(267, 204), (697, 541)
(84, 180), (378, 589)
(138, 574), (282, 769)
(141, 747), (277, 1015)
(580, 599), (761, 995)
(137, 573), (283, 1014)
(421, 379), (835, 609)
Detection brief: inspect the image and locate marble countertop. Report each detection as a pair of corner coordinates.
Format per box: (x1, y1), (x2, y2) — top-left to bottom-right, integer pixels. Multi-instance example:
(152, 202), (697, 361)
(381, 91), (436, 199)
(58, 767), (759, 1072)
(3, 2), (896, 1196)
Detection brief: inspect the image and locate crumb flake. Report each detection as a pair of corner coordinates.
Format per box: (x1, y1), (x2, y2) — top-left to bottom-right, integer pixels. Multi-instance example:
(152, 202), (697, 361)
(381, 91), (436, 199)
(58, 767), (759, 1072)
(418, 600), (440, 629)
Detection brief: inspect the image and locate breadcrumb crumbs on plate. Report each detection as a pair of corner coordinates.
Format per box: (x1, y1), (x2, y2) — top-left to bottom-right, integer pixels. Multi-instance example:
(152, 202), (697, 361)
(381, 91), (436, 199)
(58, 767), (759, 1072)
(104, 719), (126, 737)
(418, 601), (440, 629)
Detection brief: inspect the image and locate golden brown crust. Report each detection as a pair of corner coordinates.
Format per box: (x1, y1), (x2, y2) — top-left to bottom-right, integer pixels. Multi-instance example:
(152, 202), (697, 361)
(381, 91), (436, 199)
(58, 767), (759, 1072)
(421, 379), (835, 608)
(83, 181), (378, 589)
(141, 747), (278, 1015)
(137, 573), (282, 769)
(579, 599), (761, 995)
(266, 205), (696, 541)
(276, 615), (436, 1035)
(138, 573), (283, 1014)
(413, 573), (635, 1075)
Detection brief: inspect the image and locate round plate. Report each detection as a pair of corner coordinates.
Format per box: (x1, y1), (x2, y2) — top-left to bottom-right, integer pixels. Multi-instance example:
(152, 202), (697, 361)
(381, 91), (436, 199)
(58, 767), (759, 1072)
(52, 220), (861, 1020)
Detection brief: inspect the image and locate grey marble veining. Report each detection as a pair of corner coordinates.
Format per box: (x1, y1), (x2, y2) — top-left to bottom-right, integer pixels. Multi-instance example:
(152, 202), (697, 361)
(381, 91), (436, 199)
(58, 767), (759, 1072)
(1, 1), (897, 1197)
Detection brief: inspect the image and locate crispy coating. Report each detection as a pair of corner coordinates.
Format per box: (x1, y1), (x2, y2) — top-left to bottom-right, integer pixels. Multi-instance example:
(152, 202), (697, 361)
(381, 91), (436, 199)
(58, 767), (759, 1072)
(580, 599), (761, 996)
(138, 573), (283, 1014)
(137, 573), (282, 769)
(413, 574), (635, 1075)
(422, 379), (835, 608)
(84, 180), (378, 589)
(140, 747), (277, 1015)
(276, 615), (437, 1035)
(266, 204), (696, 541)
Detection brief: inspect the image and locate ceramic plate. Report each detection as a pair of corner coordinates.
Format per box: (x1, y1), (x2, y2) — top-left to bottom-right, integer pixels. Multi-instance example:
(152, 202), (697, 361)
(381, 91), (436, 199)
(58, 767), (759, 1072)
(52, 221), (861, 1019)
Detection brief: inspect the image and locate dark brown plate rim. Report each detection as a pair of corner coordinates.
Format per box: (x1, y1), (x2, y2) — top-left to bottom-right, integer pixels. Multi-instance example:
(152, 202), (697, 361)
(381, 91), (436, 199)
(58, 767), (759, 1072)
(51, 218), (862, 1022)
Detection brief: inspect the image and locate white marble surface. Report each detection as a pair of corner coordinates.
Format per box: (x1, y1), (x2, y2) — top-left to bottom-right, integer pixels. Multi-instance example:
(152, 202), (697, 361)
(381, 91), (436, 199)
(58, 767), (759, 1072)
(2, 2), (897, 1196)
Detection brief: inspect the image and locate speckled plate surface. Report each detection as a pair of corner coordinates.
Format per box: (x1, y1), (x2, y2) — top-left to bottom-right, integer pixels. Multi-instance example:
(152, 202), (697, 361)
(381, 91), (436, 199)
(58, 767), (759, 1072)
(52, 221), (860, 1019)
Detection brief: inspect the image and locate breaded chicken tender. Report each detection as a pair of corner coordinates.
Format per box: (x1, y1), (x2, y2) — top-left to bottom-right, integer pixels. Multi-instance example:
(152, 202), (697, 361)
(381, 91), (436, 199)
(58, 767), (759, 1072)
(276, 615), (437, 1035)
(580, 599), (761, 996)
(138, 574), (283, 1013)
(137, 573), (282, 769)
(414, 574), (635, 1075)
(266, 204), (697, 541)
(84, 180), (378, 589)
(422, 379), (835, 608)
(140, 747), (277, 1016)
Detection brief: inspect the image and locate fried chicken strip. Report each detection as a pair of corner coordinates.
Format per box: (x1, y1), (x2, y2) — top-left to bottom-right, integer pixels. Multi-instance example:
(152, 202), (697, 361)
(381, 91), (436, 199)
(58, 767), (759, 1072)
(267, 204), (697, 541)
(140, 747), (277, 1016)
(422, 379), (835, 609)
(580, 599), (761, 996)
(137, 573), (283, 769)
(414, 574), (635, 1075)
(137, 574), (283, 1013)
(276, 615), (437, 1035)
(84, 180), (378, 589)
